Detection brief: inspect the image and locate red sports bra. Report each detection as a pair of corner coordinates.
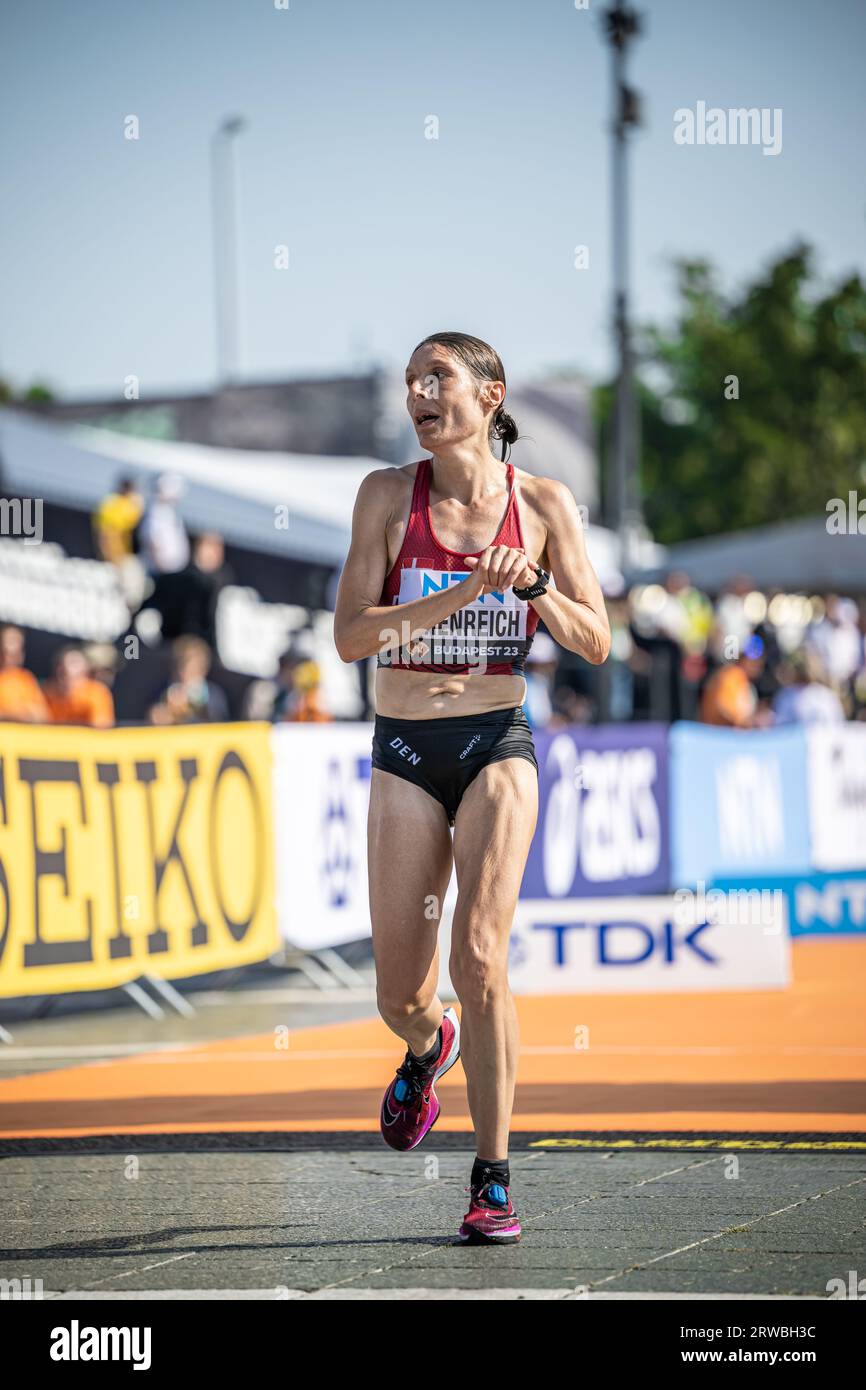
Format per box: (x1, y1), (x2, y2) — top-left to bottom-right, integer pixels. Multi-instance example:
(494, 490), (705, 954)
(377, 458), (541, 676)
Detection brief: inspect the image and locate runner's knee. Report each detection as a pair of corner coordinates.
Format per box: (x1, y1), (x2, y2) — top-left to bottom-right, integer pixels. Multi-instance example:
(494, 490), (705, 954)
(376, 987), (436, 1030)
(449, 938), (508, 1008)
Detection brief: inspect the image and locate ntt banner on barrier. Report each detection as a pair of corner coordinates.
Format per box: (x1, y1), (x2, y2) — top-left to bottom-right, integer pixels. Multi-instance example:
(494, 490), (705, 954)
(0, 723), (278, 997)
(712, 869), (866, 938)
(806, 725), (866, 871)
(670, 723), (811, 886)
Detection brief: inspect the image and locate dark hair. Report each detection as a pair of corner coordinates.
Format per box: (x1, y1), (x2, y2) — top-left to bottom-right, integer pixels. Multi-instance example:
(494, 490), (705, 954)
(411, 330), (519, 462)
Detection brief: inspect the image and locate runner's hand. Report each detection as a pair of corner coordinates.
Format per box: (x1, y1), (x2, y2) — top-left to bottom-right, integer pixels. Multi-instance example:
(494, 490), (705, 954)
(464, 546), (537, 593)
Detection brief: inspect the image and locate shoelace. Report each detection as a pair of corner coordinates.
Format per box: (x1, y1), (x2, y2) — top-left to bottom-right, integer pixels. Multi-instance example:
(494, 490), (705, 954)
(393, 1057), (429, 1103)
(468, 1177), (510, 1211)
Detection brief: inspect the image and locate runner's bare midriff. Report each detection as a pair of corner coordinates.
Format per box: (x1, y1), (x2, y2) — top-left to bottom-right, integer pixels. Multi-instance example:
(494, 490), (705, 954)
(375, 666), (526, 719)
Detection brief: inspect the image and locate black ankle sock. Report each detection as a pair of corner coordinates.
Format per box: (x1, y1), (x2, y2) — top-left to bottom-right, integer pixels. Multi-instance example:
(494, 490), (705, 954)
(472, 1156), (510, 1191)
(410, 1026), (441, 1067)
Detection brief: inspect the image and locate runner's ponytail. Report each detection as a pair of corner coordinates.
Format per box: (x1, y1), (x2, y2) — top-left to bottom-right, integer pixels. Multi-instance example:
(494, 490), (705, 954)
(493, 407), (519, 463)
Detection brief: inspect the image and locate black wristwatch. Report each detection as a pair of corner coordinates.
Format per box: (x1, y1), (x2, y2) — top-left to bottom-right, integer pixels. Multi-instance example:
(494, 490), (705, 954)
(513, 565), (550, 601)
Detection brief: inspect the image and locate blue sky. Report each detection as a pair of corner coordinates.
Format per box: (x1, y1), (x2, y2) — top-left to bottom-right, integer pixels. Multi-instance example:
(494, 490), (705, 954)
(2, 0), (864, 399)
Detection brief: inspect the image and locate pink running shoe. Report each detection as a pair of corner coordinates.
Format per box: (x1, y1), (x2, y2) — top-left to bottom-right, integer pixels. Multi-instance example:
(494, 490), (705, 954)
(458, 1178), (522, 1244)
(380, 1006), (461, 1152)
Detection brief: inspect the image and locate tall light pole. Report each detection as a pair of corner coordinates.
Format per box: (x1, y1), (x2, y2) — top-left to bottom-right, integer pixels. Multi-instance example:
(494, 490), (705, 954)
(211, 115), (246, 386)
(602, 3), (643, 570)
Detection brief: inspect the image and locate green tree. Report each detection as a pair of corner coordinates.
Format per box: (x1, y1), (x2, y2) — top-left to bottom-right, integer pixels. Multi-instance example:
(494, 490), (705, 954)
(595, 244), (866, 543)
(22, 382), (55, 405)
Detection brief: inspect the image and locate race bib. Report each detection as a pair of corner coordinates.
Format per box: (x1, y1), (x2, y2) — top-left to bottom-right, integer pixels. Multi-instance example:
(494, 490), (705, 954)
(381, 566), (530, 668)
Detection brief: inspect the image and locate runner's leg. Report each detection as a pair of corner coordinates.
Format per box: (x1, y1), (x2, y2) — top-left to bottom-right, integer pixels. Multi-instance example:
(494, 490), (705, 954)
(368, 768), (454, 1056)
(450, 756), (538, 1158)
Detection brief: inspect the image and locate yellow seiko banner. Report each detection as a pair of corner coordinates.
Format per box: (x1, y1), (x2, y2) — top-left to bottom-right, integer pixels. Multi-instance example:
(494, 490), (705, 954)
(0, 722), (278, 997)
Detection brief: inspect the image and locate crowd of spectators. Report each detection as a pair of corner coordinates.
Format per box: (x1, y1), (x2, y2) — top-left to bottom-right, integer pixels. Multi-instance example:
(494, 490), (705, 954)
(3, 470), (863, 733)
(522, 572), (866, 731)
(0, 624), (117, 727)
(0, 472), (333, 728)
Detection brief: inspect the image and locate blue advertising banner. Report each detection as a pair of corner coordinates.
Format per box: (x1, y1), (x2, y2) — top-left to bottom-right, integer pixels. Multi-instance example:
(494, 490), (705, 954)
(671, 723), (811, 886)
(521, 723), (670, 899)
(712, 870), (866, 938)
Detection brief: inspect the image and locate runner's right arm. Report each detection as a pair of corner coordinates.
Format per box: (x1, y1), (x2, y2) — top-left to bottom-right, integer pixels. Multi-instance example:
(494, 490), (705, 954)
(334, 470), (488, 663)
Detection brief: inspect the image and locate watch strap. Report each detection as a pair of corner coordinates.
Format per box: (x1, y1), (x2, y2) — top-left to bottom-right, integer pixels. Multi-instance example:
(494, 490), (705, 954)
(513, 566), (550, 601)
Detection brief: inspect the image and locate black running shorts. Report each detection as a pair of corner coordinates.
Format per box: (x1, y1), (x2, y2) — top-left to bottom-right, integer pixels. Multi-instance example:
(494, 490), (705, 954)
(371, 704), (538, 825)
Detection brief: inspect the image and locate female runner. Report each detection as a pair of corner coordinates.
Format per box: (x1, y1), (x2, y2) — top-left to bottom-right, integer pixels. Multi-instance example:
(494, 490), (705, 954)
(334, 331), (610, 1243)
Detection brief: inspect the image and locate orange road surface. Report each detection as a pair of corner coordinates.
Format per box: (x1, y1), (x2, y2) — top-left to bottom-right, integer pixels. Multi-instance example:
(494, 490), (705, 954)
(1, 940), (864, 1139)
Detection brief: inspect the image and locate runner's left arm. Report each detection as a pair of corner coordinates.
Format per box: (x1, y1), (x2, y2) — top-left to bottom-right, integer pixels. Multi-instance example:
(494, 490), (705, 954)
(528, 479), (611, 665)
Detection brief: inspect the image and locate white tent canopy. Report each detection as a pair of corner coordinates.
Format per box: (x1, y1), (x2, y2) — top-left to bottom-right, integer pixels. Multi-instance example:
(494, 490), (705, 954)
(0, 408), (378, 565)
(637, 514), (865, 593)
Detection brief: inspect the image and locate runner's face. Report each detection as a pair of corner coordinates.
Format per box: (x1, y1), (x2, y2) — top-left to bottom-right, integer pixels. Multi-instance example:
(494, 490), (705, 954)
(405, 348), (500, 448)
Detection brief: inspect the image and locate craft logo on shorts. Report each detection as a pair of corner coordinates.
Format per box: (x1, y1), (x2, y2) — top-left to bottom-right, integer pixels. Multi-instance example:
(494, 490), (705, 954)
(459, 733), (481, 760)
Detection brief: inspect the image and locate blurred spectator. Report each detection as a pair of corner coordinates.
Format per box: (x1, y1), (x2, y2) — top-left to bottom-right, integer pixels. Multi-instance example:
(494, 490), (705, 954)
(710, 574), (755, 663)
(548, 687), (593, 729)
(133, 475), (197, 644)
(82, 642), (120, 692)
(627, 574), (713, 720)
(807, 594), (861, 689)
(177, 533), (234, 647)
(137, 530), (233, 647)
(655, 571), (714, 654)
(92, 476), (143, 564)
(44, 645), (115, 727)
(0, 624), (49, 722)
(772, 648), (846, 725)
(603, 595), (640, 722)
(149, 636), (229, 725)
(138, 473), (190, 576)
(700, 634), (766, 728)
(242, 649), (302, 721)
(522, 632), (558, 728)
(92, 475), (148, 612)
(751, 616), (784, 703)
(628, 620), (682, 723)
(273, 657), (331, 722)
